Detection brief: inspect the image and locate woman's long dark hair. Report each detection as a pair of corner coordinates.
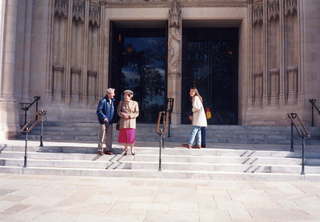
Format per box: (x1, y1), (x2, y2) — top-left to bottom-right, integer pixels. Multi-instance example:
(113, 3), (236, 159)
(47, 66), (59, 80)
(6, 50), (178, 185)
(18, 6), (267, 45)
(190, 88), (203, 103)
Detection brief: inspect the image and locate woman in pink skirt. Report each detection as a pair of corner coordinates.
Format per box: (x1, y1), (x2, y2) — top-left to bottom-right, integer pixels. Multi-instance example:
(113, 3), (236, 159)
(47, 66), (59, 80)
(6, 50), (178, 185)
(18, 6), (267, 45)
(117, 90), (139, 155)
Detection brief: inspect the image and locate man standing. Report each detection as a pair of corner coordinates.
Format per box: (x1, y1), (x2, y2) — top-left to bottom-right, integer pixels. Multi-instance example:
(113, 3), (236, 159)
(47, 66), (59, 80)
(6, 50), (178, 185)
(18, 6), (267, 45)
(96, 88), (116, 155)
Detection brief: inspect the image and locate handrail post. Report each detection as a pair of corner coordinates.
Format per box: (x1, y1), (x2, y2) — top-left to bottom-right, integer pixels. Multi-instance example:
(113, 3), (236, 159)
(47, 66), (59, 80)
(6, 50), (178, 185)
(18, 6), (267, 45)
(24, 108), (27, 126)
(311, 102), (314, 127)
(24, 130), (28, 168)
(168, 115), (172, 137)
(156, 111), (169, 172)
(301, 136), (305, 175)
(35, 97), (39, 121)
(290, 119), (294, 152)
(159, 134), (163, 171)
(166, 98), (174, 138)
(40, 115), (44, 147)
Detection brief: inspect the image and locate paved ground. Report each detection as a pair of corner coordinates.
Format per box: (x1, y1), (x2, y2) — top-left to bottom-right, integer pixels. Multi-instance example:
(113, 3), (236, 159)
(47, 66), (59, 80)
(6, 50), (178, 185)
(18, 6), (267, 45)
(0, 174), (320, 222)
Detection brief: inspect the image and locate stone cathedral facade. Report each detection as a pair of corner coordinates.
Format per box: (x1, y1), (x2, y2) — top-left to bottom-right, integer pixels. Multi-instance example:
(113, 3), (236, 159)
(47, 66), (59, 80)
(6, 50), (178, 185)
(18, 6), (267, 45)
(0, 0), (319, 139)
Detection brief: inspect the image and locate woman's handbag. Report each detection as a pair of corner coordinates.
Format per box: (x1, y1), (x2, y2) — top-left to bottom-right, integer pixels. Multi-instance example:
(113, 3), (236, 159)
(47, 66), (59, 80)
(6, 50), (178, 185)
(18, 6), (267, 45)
(205, 107), (212, 120)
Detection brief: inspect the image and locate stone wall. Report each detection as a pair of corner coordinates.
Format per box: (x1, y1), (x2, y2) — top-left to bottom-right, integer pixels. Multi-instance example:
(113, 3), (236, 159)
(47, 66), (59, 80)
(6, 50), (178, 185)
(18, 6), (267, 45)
(245, 0), (303, 125)
(302, 0), (320, 126)
(0, 0), (19, 140)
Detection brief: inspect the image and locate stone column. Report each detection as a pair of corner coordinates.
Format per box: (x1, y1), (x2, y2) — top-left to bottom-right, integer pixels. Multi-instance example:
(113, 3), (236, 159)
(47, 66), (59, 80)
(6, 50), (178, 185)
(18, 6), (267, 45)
(0, 0), (19, 139)
(263, 0), (268, 106)
(167, 0), (182, 125)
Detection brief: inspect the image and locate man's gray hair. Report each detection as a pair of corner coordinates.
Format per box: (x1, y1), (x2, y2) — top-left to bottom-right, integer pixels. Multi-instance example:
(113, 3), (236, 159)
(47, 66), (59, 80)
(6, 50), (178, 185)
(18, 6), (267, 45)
(106, 88), (115, 94)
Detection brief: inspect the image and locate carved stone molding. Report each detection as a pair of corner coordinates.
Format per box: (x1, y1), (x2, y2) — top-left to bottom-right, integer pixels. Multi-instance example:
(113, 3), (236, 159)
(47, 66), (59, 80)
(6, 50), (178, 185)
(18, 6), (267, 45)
(268, 68), (280, 99)
(252, 4), (263, 27)
(286, 66), (298, 91)
(284, 0), (297, 17)
(88, 70), (98, 76)
(269, 68), (280, 75)
(169, 0), (181, 29)
(253, 72), (263, 105)
(103, 0), (248, 8)
(71, 67), (82, 74)
(267, 0), (279, 22)
(73, 0), (85, 24)
(54, 0), (69, 19)
(168, 0), (182, 75)
(53, 65), (65, 72)
(286, 65), (298, 103)
(89, 2), (101, 28)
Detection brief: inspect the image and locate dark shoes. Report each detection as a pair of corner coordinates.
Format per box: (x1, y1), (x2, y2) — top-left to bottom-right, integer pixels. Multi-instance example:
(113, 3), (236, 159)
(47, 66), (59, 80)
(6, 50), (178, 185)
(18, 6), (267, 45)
(182, 144), (191, 149)
(123, 149), (135, 156)
(104, 150), (113, 155)
(98, 149), (113, 155)
(182, 144), (201, 149)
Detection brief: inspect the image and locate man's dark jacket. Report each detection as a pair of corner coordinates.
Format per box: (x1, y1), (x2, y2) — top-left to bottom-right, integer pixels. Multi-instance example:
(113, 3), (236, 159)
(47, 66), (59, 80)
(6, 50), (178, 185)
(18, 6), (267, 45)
(96, 97), (117, 124)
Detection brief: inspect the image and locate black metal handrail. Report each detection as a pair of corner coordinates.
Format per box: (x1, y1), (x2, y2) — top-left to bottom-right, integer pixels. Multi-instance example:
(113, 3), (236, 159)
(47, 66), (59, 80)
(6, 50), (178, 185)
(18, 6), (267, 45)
(287, 113), (310, 175)
(166, 98), (174, 137)
(309, 99), (320, 127)
(156, 111), (169, 171)
(21, 110), (47, 168)
(20, 96), (41, 126)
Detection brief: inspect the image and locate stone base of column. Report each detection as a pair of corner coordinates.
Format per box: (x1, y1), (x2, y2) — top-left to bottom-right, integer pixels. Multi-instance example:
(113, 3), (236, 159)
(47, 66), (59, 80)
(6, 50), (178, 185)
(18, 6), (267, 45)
(170, 112), (181, 126)
(0, 98), (19, 140)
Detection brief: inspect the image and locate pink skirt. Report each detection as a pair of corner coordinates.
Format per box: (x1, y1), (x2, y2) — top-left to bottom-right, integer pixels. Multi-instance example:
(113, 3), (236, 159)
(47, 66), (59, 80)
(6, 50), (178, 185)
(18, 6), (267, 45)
(118, 128), (136, 144)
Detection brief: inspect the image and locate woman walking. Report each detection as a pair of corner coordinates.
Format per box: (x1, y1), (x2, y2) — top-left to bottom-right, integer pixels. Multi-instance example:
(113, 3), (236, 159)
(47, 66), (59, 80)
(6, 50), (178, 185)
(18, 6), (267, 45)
(117, 90), (139, 155)
(183, 88), (207, 149)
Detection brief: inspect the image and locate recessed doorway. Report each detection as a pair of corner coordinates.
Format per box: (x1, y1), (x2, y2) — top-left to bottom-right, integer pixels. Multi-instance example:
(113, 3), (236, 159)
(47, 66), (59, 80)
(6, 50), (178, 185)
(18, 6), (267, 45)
(182, 26), (239, 125)
(109, 21), (167, 123)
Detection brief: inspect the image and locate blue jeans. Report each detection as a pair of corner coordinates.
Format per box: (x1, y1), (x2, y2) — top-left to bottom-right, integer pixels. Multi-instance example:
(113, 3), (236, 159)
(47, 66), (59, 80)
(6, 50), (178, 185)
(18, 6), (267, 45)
(201, 127), (206, 147)
(188, 126), (202, 146)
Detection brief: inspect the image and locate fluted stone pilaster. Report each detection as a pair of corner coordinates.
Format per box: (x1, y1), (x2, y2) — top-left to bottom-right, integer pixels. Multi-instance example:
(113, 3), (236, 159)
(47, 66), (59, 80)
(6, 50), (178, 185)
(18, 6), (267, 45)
(167, 0), (182, 125)
(0, 0), (19, 139)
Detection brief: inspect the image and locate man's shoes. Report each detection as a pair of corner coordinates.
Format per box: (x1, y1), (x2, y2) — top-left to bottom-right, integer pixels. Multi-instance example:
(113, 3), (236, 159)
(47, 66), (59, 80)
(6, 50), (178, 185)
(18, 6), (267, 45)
(103, 150), (113, 155)
(201, 145), (206, 148)
(182, 144), (191, 149)
(192, 145), (201, 149)
(97, 150), (103, 155)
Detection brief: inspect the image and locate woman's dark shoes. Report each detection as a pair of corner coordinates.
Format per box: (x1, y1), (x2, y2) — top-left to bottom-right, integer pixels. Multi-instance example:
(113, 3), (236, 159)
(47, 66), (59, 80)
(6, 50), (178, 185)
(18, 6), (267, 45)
(182, 144), (191, 149)
(103, 150), (113, 155)
(131, 151), (136, 156)
(123, 149), (128, 156)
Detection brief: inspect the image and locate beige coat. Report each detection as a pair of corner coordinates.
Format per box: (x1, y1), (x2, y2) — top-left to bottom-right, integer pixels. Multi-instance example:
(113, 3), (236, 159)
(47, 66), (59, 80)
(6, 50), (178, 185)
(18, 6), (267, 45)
(192, 96), (207, 127)
(117, 100), (139, 129)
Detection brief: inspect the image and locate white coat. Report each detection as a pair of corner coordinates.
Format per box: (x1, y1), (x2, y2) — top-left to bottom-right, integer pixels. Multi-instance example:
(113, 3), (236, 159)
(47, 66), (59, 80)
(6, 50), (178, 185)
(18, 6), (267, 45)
(192, 96), (207, 127)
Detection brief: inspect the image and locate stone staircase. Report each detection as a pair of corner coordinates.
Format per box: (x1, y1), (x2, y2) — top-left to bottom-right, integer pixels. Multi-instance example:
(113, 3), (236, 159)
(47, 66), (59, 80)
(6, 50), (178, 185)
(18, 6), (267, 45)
(1, 141), (320, 180)
(17, 121), (320, 145)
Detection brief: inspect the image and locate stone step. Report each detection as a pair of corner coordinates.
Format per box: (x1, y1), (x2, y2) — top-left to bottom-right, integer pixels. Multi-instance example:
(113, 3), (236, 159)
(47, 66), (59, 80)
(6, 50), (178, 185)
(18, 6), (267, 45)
(3, 144), (320, 158)
(1, 151), (314, 165)
(17, 134), (320, 145)
(0, 157), (316, 174)
(1, 165), (320, 181)
(20, 122), (320, 144)
(3, 150), (320, 166)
